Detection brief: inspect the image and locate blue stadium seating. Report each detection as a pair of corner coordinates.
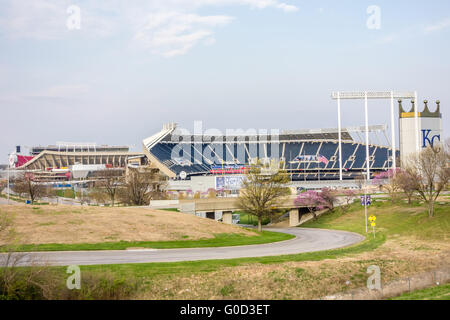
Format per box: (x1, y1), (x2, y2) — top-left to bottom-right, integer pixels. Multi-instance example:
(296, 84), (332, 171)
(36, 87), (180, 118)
(149, 139), (395, 181)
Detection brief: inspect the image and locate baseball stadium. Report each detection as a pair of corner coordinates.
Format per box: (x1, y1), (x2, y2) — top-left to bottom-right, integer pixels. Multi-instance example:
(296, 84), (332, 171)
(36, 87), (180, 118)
(5, 96), (442, 194)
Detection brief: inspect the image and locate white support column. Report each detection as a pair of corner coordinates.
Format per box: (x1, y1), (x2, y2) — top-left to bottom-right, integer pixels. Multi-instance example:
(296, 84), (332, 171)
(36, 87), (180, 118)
(337, 92), (343, 181)
(390, 91), (397, 172)
(364, 92), (370, 181)
(414, 91), (420, 153)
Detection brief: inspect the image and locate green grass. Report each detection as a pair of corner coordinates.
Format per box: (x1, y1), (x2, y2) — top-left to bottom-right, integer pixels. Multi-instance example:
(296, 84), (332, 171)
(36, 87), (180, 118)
(302, 199), (449, 241)
(0, 193), (26, 203)
(159, 208), (180, 212)
(236, 211), (270, 226)
(2, 230), (294, 252)
(76, 234), (383, 279)
(0, 193), (49, 205)
(56, 189), (74, 199)
(390, 283), (450, 300)
(74, 200), (449, 281)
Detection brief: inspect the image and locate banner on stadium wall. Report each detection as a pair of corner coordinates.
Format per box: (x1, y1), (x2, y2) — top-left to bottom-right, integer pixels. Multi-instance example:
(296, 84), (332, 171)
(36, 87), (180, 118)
(292, 155), (329, 165)
(215, 176), (245, 190)
(210, 165), (248, 174)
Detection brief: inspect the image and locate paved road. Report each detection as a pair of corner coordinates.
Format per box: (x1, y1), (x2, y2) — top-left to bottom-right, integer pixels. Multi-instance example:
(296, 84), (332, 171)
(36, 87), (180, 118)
(0, 228), (365, 267)
(0, 196), (19, 205)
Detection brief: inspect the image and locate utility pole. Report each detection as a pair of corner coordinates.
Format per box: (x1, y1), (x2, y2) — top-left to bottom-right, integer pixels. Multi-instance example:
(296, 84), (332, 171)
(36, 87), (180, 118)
(364, 186), (368, 233)
(363, 174), (368, 233)
(7, 156), (10, 204)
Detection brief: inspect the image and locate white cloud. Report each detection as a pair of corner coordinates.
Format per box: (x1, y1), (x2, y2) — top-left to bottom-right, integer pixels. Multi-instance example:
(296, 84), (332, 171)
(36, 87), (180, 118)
(423, 18), (450, 34)
(133, 12), (233, 57)
(276, 3), (299, 13)
(0, 0), (298, 56)
(162, 0), (298, 12)
(129, 0), (298, 56)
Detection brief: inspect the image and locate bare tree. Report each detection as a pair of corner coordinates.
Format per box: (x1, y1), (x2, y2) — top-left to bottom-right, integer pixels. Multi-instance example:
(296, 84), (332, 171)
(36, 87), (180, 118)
(96, 169), (124, 206)
(76, 190), (91, 205)
(207, 188), (217, 199)
(405, 144), (449, 217)
(0, 180), (6, 194)
(372, 169), (401, 202)
(236, 162), (291, 232)
(118, 167), (167, 206)
(89, 189), (109, 205)
(395, 170), (417, 204)
(11, 173), (45, 204)
(341, 189), (356, 212)
(354, 174), (365, 190)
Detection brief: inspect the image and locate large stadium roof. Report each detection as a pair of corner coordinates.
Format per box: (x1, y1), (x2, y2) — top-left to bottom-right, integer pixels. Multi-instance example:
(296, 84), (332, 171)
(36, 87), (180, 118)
(158, 125), (388, 143)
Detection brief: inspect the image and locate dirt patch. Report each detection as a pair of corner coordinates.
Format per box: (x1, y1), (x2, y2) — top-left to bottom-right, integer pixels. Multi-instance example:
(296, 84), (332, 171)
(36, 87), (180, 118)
(0, 205), (254, 245)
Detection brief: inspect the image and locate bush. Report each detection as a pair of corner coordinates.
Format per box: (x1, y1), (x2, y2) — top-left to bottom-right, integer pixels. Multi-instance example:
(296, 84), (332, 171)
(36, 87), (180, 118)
(0, 265), (139, 300)
(0, 264), (63, 300)
(63, 271), (139, 300)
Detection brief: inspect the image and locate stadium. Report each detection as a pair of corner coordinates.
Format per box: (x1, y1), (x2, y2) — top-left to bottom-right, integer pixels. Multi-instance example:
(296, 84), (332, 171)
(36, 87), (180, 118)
(4, 95), (443, 194)
(140, 97), (442, 193)
(143, 123), (396, 189)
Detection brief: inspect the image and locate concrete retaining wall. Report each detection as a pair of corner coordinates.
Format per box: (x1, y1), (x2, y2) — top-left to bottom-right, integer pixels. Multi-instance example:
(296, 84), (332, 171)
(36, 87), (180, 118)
(149, 200), (180, 208)
(322, 267), (450, 300)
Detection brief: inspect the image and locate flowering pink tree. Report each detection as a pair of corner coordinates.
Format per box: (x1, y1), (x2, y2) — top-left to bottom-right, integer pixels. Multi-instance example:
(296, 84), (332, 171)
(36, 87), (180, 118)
(294, 190), (327, 220)
(320, 187), (337, 211)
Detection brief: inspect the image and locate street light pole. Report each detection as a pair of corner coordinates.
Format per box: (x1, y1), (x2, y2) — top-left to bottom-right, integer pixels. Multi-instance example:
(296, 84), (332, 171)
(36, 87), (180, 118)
(364, 186), (368, 233)
(7, 155), (10, 205)
(363, 173), (368, 233)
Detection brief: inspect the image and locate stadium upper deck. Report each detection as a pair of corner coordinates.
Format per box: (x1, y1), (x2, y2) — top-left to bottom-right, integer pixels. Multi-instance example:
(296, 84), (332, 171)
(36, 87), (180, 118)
(143, 124), (398, 181)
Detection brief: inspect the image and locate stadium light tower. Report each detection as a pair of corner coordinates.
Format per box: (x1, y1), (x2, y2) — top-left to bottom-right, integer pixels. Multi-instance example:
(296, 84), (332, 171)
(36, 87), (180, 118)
(331, 91), (418, 181)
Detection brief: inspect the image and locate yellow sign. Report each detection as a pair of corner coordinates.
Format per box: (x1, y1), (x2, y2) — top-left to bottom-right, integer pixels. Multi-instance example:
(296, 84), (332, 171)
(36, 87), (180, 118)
(401, 112), (422, 118)
(371, 222), (376, 227)
(369, 215), (376, 222)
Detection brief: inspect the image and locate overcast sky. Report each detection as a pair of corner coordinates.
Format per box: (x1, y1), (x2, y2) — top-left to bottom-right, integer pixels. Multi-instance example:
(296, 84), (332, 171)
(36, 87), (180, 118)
(0, 0), (449, 162)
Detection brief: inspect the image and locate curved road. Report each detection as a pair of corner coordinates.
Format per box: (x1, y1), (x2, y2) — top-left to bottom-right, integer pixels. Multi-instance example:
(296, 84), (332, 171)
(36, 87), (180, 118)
(1, 228), (364, 267)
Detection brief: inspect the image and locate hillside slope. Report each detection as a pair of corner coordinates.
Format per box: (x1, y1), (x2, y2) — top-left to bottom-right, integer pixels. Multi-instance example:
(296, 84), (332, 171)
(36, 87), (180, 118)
(0, 205), (254, 245)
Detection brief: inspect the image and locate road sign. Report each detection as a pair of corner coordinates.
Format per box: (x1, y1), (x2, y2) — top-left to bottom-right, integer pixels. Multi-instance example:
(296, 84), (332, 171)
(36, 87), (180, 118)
(369, 215), (376, 222)
(360, 195), (372, 206)
(371, 222), (376, 227)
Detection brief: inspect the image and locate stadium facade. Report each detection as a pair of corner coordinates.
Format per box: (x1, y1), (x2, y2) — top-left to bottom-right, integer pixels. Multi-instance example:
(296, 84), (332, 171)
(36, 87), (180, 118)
(144, 124), (396, 179)
(142, 99), (443, 193)
(7, 143), (144, 183)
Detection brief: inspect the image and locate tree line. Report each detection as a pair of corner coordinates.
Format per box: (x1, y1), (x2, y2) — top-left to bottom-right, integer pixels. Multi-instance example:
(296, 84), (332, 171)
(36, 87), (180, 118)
(6, 167), (167, 206)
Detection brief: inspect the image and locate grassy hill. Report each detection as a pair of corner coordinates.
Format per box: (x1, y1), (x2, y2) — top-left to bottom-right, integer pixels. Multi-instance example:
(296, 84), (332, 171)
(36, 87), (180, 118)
(302, 199), (449, 242)
(2, 199), (448, 300)
(0, 204), (293, 251)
